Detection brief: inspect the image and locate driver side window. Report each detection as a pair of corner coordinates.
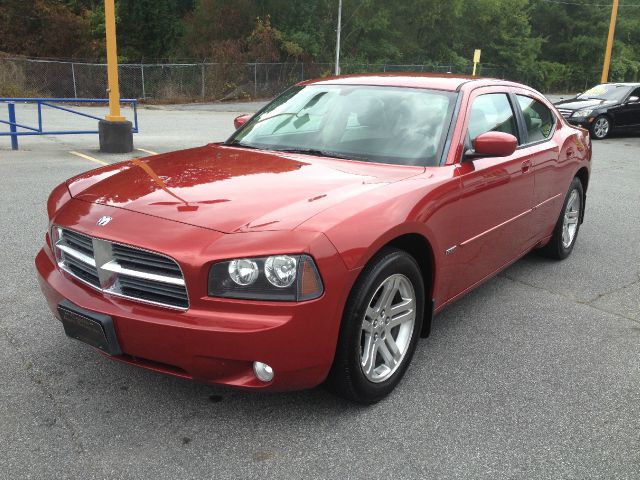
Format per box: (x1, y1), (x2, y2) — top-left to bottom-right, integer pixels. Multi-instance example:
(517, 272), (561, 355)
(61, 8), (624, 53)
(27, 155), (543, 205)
(468, 93), (519, 143)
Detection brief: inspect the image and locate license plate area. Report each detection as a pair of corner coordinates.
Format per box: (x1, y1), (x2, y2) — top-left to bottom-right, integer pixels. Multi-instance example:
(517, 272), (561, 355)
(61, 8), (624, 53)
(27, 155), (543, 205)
(58, 300), (122, 356)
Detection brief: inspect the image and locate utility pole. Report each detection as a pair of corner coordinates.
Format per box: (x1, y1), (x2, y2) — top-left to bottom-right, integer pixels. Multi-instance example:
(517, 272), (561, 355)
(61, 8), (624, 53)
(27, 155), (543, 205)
(335, 0), (342, 76)
(601, 0), (619, 83)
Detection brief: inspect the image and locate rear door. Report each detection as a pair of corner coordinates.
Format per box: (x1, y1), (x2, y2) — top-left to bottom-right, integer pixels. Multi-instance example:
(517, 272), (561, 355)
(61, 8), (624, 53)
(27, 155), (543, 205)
(446, 88), (535, 299)
(513, 93), (564, 239)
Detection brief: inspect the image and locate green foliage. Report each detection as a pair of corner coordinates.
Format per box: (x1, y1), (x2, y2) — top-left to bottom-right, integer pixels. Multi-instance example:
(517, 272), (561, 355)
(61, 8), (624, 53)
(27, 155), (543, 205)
(0, 0), (93, 58)
(1, 0), (640, 91)
(117, 0), (186, 59)
(246, 16), (304, 61)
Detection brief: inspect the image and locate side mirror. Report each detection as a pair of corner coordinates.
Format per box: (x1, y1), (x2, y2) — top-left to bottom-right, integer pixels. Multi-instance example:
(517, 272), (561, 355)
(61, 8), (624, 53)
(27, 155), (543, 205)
(627, 96), (639, 104)
(234, 114), (251, 129)
(469, 131), (518, 158)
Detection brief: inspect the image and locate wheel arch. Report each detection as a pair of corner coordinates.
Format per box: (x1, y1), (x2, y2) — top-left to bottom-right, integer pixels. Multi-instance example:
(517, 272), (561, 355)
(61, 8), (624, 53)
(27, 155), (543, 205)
(575, 166), (589, 224)
(575, 166), (589, 193)
(360, 231), (437, 338)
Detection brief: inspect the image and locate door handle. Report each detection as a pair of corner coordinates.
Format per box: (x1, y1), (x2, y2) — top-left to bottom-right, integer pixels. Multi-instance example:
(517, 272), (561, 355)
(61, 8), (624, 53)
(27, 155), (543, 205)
(521, 160), (532, 173)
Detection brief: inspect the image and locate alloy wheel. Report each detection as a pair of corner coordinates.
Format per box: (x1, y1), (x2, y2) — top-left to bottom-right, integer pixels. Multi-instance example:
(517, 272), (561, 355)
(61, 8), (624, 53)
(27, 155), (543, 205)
(360, 274), (416, 383)
(593, 117), (610, 139)
(562, 188), (581, 248)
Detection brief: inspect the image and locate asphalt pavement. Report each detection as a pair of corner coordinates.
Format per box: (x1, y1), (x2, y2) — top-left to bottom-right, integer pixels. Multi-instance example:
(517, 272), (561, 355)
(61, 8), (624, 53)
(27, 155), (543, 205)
(0, 103), (638, 479)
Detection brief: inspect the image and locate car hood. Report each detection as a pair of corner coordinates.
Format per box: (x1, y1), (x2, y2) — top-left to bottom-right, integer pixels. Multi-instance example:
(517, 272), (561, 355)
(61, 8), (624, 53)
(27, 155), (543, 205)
(67, 144), (423, 233)
(554, 98), (618, 110)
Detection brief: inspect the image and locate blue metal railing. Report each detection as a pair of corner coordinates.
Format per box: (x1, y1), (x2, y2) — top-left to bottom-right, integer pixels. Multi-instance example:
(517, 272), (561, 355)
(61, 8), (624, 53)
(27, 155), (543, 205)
(0, 98), (139, 150)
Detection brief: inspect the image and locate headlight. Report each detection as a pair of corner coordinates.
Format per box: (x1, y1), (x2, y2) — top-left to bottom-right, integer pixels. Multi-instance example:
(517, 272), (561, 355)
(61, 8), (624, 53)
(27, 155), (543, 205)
(228, 259), (259, 286)
(208, 254), (323, 301)
(572, 109), (593, 118)
(264, 255), (297, 288)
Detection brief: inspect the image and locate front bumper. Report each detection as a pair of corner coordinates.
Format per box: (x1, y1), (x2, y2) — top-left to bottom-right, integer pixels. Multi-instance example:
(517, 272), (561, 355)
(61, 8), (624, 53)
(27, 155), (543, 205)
(36, 206), (355, 391)
(565, 117), (593, 128)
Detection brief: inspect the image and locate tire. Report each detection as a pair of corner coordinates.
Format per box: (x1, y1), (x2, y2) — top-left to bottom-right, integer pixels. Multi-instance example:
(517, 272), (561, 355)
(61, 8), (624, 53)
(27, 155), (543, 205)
(326, 247), (424, 404)
(590, 115), (610, 140)
(539, 177), (584, 260)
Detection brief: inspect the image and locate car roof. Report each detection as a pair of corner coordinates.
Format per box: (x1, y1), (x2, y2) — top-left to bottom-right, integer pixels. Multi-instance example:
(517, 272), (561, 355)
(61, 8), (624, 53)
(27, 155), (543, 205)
(298, 73), (523, 92)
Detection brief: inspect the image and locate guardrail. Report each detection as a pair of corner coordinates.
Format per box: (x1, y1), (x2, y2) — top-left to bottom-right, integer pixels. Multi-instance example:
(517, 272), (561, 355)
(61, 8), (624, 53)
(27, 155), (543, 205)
(0, 98), (138, 150)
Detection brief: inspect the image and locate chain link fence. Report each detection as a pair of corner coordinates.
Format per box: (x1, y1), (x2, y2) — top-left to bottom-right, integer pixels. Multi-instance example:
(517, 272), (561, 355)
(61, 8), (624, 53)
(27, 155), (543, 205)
(1, 57), (521, 102)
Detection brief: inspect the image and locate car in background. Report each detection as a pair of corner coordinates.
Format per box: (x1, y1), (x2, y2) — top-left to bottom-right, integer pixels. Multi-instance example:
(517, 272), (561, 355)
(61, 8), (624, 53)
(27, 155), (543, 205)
(554, 83), (640, 139)
(36, 74), (591, 404)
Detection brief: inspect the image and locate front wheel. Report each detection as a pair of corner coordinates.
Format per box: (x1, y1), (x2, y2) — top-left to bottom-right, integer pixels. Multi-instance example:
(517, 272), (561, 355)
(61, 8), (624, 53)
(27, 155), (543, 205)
(590, 115), (610, 140)
(326, 248), (424, 404)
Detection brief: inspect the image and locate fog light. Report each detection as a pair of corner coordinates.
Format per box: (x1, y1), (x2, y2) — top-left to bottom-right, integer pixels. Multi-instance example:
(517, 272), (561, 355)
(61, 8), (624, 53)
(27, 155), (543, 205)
(253, 361), (274, 382)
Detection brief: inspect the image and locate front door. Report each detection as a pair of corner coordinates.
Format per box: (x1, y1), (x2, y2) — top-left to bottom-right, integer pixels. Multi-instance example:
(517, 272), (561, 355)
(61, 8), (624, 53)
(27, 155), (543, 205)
(615, 87), (640, 128)
(446, 91), (535, 300)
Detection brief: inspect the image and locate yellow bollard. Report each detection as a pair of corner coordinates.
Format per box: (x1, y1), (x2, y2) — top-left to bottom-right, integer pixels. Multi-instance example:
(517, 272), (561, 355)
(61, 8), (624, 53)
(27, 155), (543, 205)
(99, 0), (132, 153)
(104, 0), (125, 122)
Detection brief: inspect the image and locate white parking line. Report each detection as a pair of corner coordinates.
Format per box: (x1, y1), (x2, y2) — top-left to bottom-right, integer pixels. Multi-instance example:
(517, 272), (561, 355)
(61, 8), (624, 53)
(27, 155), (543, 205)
(136, 148), (159, 155)
(69, 151), (109, 166)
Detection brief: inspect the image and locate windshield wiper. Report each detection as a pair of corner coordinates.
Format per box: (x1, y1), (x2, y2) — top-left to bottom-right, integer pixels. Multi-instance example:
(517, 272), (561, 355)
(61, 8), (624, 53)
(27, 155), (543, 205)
(226, 145), (370, 162)
(275, 148), (353, 159)
(225, 141), (260, 150)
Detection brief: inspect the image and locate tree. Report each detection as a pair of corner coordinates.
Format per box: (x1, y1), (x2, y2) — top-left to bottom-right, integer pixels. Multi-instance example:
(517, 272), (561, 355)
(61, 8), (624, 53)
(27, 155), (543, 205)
(117, 0), (187, 60)
(0, 0), (93, 58)
(182, 0), (256, 60)
(1, 0), (639, 93)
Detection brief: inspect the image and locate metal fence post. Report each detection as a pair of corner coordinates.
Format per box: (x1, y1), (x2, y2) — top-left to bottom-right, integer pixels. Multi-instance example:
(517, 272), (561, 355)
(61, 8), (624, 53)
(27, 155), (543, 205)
(37, 101), (43, 132)
(141, 64), (146, 100)
(254, 63), (258, 98)
(8, 102), (18, 150)
(71, 63), (78, 98)
(201, 64), (205, 101)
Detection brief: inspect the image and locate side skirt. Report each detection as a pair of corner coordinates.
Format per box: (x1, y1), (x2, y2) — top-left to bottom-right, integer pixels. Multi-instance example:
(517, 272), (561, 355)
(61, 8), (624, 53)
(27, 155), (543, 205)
(434, 244), (536, 314)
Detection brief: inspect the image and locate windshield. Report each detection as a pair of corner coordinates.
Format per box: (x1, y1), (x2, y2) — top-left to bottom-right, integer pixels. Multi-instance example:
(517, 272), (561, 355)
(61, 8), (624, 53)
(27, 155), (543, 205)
(577, 84), (632, 102)
(226, 85), (457, 167)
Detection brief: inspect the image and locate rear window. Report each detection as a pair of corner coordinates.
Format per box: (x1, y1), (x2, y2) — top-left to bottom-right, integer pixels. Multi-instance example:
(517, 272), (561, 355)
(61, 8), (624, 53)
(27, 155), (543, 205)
(516, 95), (554, 143)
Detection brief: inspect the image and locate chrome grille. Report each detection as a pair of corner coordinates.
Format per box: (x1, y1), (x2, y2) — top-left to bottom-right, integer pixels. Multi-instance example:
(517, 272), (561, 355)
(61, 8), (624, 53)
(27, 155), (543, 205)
(112, 244), (182, 277)
(63, 229), (94, 256)
(54, 230), (100, 287)
(64, 253), (101, 287)
(557, 108), (572, 118)
(118, 276), (189, 308)
(53, 227), (188, 310)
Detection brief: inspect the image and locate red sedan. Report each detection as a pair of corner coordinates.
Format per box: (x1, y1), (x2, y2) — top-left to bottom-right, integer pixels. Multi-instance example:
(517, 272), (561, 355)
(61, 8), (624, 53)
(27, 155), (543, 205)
(36, 74), (591, 403)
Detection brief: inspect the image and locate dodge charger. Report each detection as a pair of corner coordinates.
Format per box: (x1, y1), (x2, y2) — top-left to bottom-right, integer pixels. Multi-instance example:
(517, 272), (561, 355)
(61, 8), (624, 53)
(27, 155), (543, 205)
(36, 74), (592, 403)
